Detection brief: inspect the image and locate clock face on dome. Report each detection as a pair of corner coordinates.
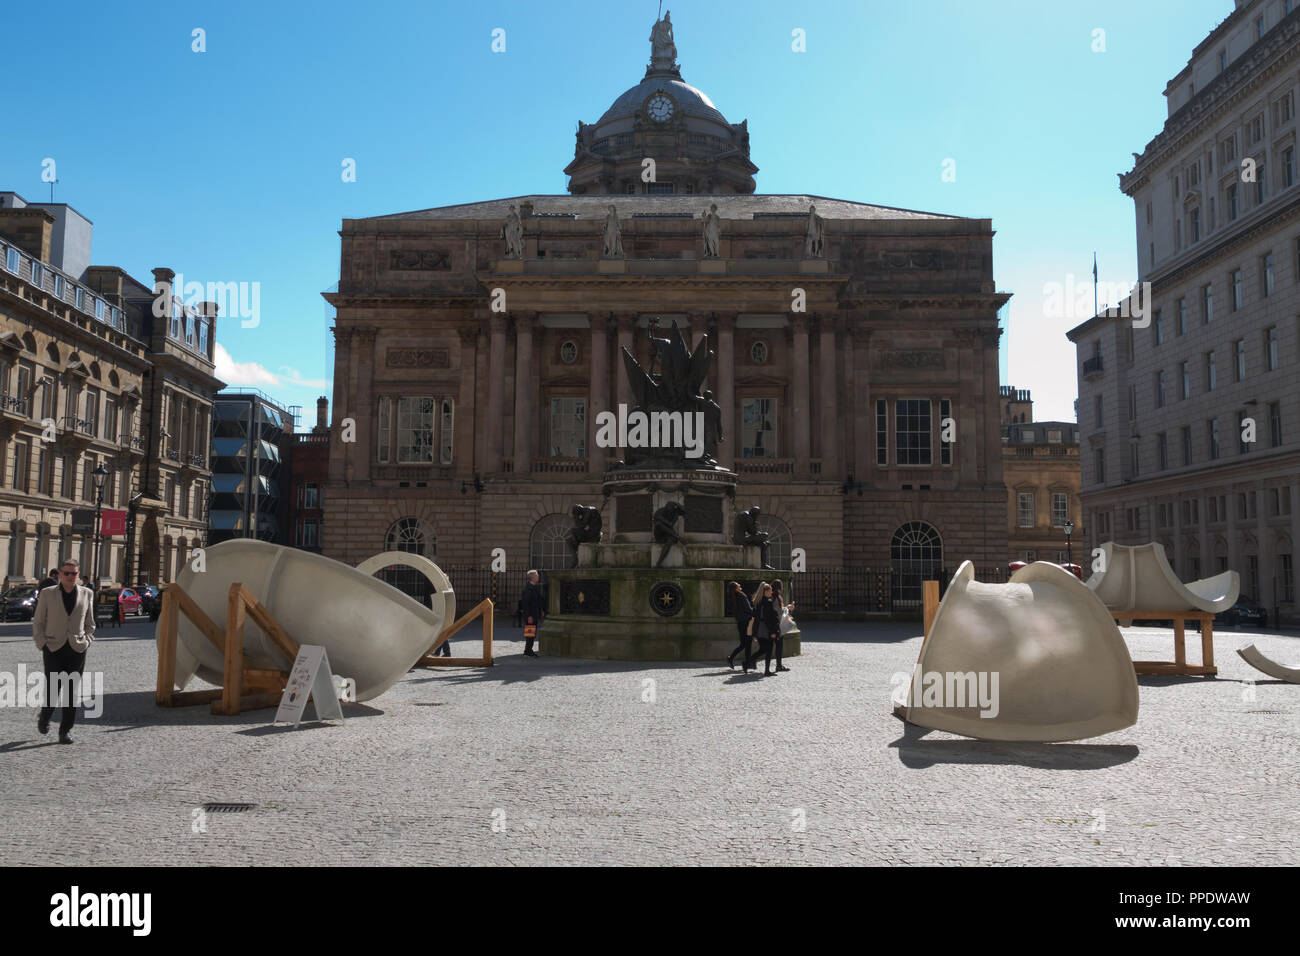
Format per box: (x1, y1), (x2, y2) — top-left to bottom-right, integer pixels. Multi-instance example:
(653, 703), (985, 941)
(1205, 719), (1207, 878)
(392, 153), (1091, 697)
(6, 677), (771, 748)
(646, 93), (674, 123)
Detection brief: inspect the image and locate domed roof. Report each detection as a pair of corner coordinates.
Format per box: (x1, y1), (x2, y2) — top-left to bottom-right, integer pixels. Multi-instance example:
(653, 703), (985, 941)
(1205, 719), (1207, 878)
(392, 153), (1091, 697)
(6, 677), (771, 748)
(597, 75), (728, 127)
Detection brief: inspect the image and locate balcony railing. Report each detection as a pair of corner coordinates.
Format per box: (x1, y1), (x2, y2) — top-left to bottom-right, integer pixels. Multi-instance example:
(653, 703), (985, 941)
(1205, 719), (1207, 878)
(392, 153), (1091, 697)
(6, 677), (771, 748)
(1081, 356), (1104, 377)
(188, 453), (206, 467)
(736, 457), (794, 475)
(121, 434), (147, 450)
(1, 394), (26, 414)
(165, 448), (180, 461)
(530, 457), (588, 473)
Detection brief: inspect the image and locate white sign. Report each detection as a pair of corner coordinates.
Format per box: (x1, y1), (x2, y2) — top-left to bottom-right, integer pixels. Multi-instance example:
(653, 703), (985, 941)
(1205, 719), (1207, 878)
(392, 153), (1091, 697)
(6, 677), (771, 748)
(274, 645), (346, 726)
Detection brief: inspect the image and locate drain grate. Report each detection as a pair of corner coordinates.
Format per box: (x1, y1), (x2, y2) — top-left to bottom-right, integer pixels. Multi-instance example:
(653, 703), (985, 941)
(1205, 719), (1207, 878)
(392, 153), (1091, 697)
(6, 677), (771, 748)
(1245, 710), (1289, 715)
(202, 802), (257, 813)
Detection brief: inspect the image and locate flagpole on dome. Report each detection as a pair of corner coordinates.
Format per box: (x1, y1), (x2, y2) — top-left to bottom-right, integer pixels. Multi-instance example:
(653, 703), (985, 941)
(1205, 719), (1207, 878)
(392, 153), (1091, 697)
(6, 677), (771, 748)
(1092, 251), (1099, 317)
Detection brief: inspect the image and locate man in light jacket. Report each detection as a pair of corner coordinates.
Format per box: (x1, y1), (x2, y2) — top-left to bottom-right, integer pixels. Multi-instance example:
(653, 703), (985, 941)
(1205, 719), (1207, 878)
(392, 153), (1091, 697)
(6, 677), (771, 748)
(33, 558), (95, 744)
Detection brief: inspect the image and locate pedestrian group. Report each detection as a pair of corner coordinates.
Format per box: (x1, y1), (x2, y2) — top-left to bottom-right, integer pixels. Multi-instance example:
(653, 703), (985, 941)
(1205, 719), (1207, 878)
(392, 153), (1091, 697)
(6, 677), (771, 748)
(727, 579), (794, 676)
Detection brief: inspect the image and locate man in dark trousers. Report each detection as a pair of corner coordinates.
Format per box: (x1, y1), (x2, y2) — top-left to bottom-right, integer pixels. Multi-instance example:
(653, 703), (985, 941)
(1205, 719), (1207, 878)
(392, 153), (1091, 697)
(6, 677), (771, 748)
(520, 569), (545, 658)
(32, 558), (95, 744)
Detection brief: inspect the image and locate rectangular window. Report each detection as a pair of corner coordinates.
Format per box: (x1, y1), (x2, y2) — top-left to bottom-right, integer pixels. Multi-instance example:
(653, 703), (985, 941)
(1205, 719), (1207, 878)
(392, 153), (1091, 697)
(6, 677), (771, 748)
(1182, 425), (1193, 466)
(1282, 487), (1293, 516)
(396, 397), (435, 463)
(875, 399), (887, 466)
(75, 287), (84, 311)
(84, 386), (99, 436)
(12, 442), (28, 492)
(549, 396), (586, 458)
(1157, 370), (1167, 408)
(1209, 418), (1220, 459)
(61, 454), (74, 499)
(1228, 183), (1238, 220)
(1158, 432), (1168, 471)
(104, 400), (117, 443)
(1180, 361), (1191, 399)
(1286, 148), (1297, 189)
(1018, 492), (1035, 528)
(199, 321), (209, 356)
(1206, 350), (1217, 390)
(31, 262), (44, 289)
(1262, 252), (1275, 295)
(939, 398), (952, 466)
(1231, 269), (1243, 311)
(1154, 309), (1163, 345)
(37, 448), (52, 496)
(894, 399), (931, 465)
(94, 298), (105, 321)
(1219, 49), (1227, 72)
(4, 247), (18, 274)
(170, 304), (181, 340)
(1266, 326), (1279, 370)
(184, 314), (194, 346)
(1094, 395), (1103, 427)
(1127, 384), (1137, 421)
(1270, 401), (1283, 446)
(1130, 441), (1140, 478)
(1189, 208), (1200, 242)
(1095, 447), (1106, 484)
(1282, 555), (1295, 603)
(1256, 168), (1266, 206)
(302, 483), (319, 509)
(1202, 283), (1214, 323)
(1177, 297), (1187, 334)
(377, 396), (390, 464)
(1052, 492), (1069, 528)
(1234, 339), (1246, 381)
(741, 397), (778, 458)
(1256, 15), (1265, 39)
(440, 397), (455, 464)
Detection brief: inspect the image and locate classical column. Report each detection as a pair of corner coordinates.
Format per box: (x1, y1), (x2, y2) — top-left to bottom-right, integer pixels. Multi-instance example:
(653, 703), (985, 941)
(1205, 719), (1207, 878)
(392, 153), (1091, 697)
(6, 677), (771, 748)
(1290, 479), (1300, 611)
(790, 314), (811, 477)
(588, 315), (610, 474)
(474, 322), (488, 471)
(851, 324), (872, 482)
(954, 330), (979, 485)
(1172, 490), (1183, 578)
(456, 326), (478, 474)
(352, 328), (377, 482)
(716, 313), (736, 471)
(340, 326), (359, 484)
(1256, 480), (1272, 611)
(615, 313), (635, 409)
(982, 327), (1003, 487)
(1198, 492), (1210, 578)
(816, 314), (838, 477)
(512, 312), (535, 474)
(485, 314), (507, 474)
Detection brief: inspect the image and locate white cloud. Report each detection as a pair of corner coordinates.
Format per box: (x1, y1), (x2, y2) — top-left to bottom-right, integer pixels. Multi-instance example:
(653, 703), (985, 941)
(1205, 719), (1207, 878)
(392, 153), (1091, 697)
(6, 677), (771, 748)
(214, 343), (328, 390)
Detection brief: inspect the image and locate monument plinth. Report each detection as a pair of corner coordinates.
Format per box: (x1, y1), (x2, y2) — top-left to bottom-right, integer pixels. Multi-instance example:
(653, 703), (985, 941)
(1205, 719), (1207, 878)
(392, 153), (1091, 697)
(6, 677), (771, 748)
(542, 320), (800, 661)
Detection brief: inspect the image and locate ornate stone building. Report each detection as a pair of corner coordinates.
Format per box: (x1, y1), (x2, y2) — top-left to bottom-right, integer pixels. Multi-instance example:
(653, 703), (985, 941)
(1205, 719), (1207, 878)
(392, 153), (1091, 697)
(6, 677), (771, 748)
(323, 17), (1009, 593)
(0, 193), (220, 587)
(1068, 0), (1300, 623)
(1000, 386), (1083, 565)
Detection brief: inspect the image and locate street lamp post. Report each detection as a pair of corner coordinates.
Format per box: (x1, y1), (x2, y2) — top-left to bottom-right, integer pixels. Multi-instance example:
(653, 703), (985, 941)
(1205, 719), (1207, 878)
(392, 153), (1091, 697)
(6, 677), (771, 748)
(1064, 519), (1075, 572)
(91, 464), (109, 589)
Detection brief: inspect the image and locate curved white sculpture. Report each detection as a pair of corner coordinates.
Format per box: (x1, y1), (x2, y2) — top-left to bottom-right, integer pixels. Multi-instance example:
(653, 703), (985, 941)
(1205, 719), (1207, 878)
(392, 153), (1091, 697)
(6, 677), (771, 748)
(1237, 643), (1300, 683)
(168, 540), (447, 702)
(899, 561), (1139, 742)
(355, 551), (456, 631)
(1086, 542), (1238, 612)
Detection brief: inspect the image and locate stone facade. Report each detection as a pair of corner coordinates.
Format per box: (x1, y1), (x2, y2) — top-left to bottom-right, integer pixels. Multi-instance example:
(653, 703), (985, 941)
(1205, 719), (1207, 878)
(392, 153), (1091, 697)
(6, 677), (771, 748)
(0, 196), (220, 588)
(1069, 0), (1300, 622)
(321, 21), (1010, 583)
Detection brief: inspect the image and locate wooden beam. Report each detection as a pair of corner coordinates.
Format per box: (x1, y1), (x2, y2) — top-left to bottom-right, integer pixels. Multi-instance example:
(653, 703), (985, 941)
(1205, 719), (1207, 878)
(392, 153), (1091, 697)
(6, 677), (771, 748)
(174, 586), (224, 651)
(169, 689), (223, 707)
(420, 599), (495, 666)
(210, 692), (281, 715)
(155, 584), (179, 706)
(235, 583), (300, 663)
(922, 581), (939, 638)
(217, 583), (247, 716)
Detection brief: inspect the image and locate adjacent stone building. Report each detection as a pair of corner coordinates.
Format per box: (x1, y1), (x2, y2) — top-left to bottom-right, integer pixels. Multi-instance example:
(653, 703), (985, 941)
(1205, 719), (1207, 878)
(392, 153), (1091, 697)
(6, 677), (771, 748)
(1000, 387), (1083, 565)
(1068, 0), (1300, 622)
(323, 17), (1010, 594)
(0, 192), (221, 587)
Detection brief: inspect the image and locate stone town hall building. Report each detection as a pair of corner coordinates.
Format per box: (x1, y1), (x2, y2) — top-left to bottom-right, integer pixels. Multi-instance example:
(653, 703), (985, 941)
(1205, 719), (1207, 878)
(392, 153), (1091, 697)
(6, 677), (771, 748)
(323, 17), (1010, 588)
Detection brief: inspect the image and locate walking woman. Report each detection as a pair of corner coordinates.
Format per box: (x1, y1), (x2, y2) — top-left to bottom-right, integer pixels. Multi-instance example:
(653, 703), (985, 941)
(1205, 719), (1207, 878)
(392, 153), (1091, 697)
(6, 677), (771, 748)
(770, 580), (793, 673)
(743, 582), (780, 676)
(726, 581), (754, 669)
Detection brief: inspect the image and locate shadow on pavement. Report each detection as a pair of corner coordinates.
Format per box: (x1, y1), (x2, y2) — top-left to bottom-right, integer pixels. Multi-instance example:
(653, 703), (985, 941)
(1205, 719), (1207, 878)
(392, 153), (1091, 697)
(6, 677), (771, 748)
(889, 721), (1139, 770)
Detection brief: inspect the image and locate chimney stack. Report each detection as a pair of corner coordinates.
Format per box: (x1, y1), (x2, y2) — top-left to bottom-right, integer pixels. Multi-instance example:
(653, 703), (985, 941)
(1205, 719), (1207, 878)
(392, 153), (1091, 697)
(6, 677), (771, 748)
(314, 396), (329, 434)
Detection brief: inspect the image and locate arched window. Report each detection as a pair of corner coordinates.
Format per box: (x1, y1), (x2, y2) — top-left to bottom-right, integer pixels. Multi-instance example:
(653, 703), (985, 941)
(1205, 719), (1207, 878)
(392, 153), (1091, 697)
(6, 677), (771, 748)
(891, 521), (943, 605)
(385, 517), (434, 558)
(530, 513), (574, 570)
(756, 514), (793, 570)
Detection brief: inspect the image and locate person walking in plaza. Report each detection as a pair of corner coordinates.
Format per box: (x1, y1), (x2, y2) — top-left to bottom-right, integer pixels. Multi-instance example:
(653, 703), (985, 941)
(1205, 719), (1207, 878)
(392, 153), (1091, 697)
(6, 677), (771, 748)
(770, 580), (793, 673)
(39, 567), (59, 591)
(743, 582), (780, 676)
(32, 559), (95, 744)
(520, 569), (545, 658)
(726, 580), (754, 669)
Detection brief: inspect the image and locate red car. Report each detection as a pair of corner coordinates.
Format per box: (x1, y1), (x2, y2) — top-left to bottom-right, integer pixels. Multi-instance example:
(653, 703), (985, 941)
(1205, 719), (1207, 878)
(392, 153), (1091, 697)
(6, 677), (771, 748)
(100, 587), (143, 617)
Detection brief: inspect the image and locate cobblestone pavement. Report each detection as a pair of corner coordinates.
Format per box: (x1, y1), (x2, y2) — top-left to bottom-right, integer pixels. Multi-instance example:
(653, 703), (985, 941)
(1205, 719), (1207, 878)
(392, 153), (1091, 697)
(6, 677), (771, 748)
(1, 616), (1296, 866)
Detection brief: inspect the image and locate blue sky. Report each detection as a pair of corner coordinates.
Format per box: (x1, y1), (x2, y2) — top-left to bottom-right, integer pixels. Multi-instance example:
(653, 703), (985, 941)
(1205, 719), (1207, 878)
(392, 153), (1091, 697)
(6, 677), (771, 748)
(1, 0), (1231, 425)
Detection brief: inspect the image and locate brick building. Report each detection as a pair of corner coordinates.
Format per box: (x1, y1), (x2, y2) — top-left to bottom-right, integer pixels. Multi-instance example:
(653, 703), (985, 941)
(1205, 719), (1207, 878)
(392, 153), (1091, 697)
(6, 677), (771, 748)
(322, 16), (1010, 591)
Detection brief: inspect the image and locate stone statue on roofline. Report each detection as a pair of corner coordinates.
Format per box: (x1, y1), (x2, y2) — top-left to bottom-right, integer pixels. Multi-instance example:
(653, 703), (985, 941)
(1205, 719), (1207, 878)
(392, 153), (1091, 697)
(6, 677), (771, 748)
(702, 203), (721, 258)
(603, 205), (624, 257)
(804, 203), (825, 258)
(502, 204), (524, 259)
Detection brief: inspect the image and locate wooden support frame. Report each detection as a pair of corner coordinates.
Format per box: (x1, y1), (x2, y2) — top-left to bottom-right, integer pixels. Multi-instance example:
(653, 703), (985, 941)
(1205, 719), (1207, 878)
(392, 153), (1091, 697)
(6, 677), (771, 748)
(156, 582), (303, 715)
(1111, 609), (1217, 676)
(416, 598), (494, 668)
(922, 581), (940, 637)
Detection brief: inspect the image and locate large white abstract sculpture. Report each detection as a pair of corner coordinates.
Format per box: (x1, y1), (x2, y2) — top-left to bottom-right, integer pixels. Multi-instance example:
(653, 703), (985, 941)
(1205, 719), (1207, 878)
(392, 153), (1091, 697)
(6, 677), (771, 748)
(169, 540), (449, 702)
(1237, 644), (1300, 683)
(897, 561), (1139, 742)
(1086, 542), (1238, 612)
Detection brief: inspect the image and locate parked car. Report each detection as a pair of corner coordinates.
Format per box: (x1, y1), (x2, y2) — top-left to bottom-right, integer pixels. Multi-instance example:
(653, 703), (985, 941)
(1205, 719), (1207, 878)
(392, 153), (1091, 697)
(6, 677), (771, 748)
(0, 585), (40, 621)
(99, 587), (144, 618)
(1216, 597), (1268, 629)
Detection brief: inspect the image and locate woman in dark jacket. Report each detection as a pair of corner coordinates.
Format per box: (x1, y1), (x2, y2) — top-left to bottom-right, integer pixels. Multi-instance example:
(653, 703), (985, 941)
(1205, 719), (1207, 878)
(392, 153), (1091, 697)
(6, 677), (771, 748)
(770, 580), (793, 672)
(743, 582), (781, 676)
(726, 581), (754, 669)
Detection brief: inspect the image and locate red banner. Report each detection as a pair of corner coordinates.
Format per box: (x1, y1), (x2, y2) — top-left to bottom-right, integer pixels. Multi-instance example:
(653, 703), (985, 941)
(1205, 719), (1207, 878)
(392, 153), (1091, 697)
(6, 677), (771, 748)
(100, 509), (127, 537)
